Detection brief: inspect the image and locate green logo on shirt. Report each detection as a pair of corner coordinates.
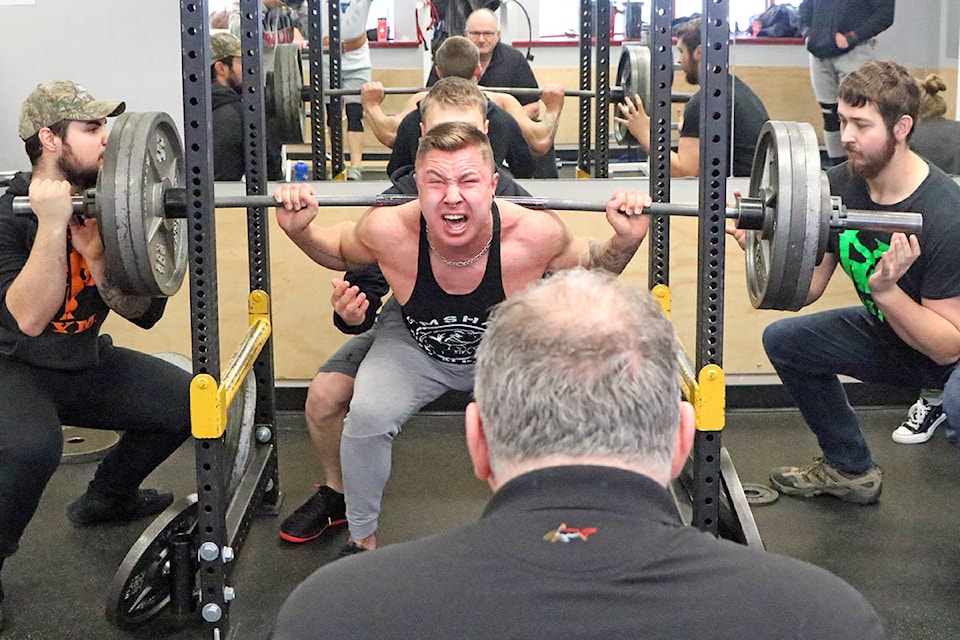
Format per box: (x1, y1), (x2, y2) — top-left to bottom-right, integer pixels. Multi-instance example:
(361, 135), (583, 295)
(838, 230), (889, 321)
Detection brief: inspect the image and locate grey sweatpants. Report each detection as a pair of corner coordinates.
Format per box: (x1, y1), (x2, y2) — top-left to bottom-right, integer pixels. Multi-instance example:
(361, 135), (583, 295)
(340, 298), (475, 540)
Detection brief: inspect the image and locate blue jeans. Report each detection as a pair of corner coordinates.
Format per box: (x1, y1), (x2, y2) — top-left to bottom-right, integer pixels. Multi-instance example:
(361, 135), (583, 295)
(763, 307), (960, 473)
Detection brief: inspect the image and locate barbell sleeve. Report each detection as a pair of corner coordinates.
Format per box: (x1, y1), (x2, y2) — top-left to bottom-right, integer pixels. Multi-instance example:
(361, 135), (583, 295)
(833, 209), (923, 233)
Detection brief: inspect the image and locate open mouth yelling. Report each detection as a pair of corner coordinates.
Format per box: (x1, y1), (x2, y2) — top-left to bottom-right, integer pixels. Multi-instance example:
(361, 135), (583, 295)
(442, 214), (468, 233)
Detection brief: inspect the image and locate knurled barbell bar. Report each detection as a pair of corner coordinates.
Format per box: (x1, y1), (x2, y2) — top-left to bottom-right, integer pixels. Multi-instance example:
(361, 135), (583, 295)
(10, 112), (922, 310)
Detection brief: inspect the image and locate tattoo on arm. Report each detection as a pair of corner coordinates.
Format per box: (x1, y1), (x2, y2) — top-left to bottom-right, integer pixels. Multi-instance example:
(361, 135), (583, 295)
(588, 239), (635, 274)
(98, 279), (152, 320)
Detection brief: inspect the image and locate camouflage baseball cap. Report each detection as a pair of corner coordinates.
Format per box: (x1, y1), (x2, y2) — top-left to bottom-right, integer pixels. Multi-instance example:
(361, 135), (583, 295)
(18, 80), (125, 140)
(211, 32), (242, 63)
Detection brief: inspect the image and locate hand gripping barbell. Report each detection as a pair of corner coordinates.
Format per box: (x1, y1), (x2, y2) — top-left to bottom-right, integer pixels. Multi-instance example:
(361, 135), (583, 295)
(11, 113), (921, 310)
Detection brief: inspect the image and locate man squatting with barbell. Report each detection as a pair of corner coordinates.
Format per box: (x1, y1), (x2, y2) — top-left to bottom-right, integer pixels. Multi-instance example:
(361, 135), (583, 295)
(273, 121), (651, 557)
(0, 81), (193, 631)
(277, 78), (542, 547)
(730, 60), (960, 505)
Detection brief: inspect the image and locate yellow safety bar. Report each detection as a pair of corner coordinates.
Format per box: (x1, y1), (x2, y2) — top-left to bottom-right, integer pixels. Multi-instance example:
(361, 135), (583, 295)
(190, 290), (272, 439)
(651, 284), (725, 432)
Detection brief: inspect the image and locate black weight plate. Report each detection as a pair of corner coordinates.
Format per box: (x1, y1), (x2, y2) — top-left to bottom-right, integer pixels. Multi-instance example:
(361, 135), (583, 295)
(105, 494), (198, 628)
(274, 44), (307, 143)
(745, 121), (793, 309)
(614, 44), (650, 145)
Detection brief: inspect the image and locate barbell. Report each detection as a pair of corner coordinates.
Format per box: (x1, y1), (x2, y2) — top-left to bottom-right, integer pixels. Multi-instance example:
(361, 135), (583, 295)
(10, 112), (922, 310)
(264, 42), (679, 145)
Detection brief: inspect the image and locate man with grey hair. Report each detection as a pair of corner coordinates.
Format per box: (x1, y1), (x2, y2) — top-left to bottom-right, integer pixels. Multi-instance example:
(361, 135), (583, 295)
(270, 269), (887, 640)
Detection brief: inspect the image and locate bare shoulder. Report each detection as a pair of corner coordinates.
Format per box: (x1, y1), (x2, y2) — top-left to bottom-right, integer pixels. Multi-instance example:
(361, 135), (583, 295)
(498, 200), (568, 248)
(356, 201), (421, 248)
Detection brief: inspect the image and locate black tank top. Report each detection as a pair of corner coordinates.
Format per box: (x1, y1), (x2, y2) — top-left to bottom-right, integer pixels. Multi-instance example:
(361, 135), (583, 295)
(401, 204), (506, 364)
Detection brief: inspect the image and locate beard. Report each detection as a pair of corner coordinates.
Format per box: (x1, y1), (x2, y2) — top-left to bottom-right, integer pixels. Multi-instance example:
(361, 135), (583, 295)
(226, 71), (243, 94)
(844, 131), (896, 180)
(684, 66), (698, 85)
(58, 142), (100, 191)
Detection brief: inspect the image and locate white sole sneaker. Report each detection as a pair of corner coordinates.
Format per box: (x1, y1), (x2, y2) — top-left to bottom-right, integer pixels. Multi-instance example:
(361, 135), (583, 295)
(891, 412), (946, 444)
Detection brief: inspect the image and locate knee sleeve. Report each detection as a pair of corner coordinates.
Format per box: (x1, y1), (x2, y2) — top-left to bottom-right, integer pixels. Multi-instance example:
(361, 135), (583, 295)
(819, 102), (840, 132)
(325, 102), (337, 129)
(345, 103), (364, 132)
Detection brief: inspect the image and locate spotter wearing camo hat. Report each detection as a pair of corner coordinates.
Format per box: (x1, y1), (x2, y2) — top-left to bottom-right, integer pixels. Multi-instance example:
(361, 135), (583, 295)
(18, 80), (125, 141)
(211, 32), (242, 63)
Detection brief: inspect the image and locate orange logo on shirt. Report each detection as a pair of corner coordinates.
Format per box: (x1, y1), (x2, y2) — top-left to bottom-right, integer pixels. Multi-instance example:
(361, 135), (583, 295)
(50, 249), (97, 334)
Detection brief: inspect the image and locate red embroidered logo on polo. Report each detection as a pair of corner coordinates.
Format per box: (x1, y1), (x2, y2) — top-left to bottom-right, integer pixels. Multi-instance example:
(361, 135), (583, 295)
(543, 523), (598, 543)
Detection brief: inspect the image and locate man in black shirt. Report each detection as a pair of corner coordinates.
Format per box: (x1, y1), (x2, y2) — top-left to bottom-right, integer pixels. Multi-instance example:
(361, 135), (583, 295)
(0, 81), (192, 632)
(615, 18), (769, 177)
(386, 76), (536, 178)
(209, 32), (282, 181)
(270, 269), (887, 640)
(427, 8), (540, 119)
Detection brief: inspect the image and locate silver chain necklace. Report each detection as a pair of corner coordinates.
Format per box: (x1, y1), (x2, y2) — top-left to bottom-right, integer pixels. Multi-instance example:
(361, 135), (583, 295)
(426, 228), (493, 267)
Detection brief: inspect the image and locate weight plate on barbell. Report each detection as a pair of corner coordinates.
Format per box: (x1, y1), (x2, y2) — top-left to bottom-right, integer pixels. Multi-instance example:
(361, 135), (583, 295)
(274, 43), (307, 144)
(782, 120), (824, 312)
(614, 44), (651, 145)
(97, 112), (187, 298)
(105, 494), (198, 628)
(745, 121), (793, 309)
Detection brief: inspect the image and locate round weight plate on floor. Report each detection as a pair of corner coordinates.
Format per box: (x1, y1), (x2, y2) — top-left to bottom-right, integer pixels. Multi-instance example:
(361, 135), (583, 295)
(97, 112), (188, 297)
(614, 44), (651, 145)
(274, 43), (307, 144)
(105, 494), (199, 628)
(742, 483), (779, 506)
(60, 426), (120, 464)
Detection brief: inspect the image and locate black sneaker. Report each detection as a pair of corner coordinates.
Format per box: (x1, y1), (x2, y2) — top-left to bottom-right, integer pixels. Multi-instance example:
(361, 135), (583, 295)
(892, 396), (946, 444)
(279, 485), (347, 543)
(66, 488), (174, 526)
(337, 541), (368, 558)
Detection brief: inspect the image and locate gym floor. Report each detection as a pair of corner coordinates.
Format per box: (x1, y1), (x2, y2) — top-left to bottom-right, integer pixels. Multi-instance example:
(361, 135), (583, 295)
(2, 404), (958, 639)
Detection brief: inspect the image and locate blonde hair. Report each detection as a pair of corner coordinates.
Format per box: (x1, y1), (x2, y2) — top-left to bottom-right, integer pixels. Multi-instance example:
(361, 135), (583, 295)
(917, 74), (948, 122)
(419, 76), (487, 122)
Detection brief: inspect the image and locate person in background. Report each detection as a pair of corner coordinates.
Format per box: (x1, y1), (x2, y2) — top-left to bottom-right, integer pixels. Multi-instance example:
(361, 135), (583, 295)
(209, 32), (283, 181)
(269, 268), (887, 640)
(229, 0), (308, 70)
(427, 8), (540, 119)
(798, 0), (895, 166)
(320, 0), (373, 180)
(614, 18), (769, 177)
